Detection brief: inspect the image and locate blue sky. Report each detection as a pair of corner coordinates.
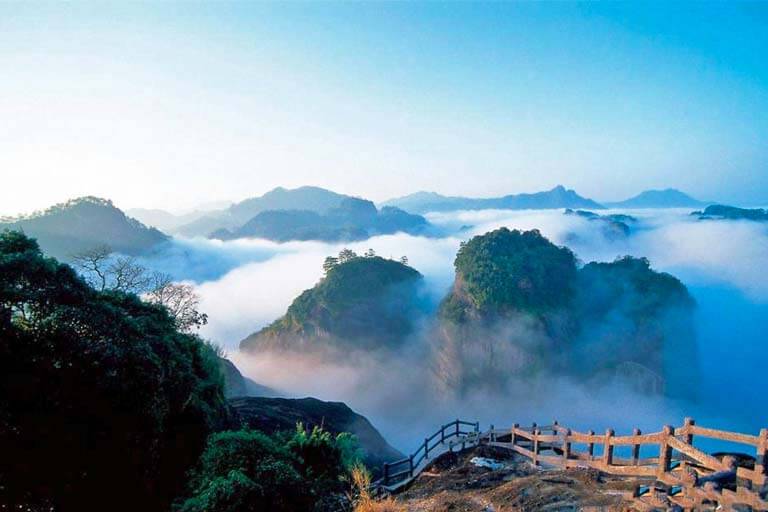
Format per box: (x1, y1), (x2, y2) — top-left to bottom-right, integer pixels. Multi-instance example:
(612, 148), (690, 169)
(1, 2), (767, 214)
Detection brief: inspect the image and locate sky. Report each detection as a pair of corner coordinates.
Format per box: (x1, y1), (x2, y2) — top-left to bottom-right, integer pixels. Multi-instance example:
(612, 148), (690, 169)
(2, 2), (767, 216)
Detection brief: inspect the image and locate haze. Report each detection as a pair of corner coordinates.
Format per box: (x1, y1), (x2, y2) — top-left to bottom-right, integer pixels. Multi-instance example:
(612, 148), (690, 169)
(2, 2), (768, 216)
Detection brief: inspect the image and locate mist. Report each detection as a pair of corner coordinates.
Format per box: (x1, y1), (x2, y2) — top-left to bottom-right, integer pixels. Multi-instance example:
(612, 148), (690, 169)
(136, 208), (768, 451)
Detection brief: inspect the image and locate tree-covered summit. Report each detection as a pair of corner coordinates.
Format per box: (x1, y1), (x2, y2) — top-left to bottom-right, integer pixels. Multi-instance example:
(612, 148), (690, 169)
(240, 249), (424, 354)
(0, 196), (168, 259)
(441, 228), (578, 322)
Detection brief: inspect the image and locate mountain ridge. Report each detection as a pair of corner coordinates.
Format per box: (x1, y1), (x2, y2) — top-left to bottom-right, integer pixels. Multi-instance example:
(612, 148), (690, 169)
(604, 188), (705, 208)
(382, 185), (604, 214)
(0, 196), (168, 259)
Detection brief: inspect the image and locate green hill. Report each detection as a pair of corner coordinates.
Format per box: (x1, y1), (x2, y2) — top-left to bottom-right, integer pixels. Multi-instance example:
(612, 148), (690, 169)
(435, 228), (697, 397)
(240, 253), (424, 354)
(0, 196), (168, 259)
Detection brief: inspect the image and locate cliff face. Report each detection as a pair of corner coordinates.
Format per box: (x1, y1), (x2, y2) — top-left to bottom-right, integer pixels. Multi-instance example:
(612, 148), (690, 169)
(219, 358), (278, 398)
(229, 396), (403, 472)
(433, 228), (697, 398)
(240, 255), (425, 356)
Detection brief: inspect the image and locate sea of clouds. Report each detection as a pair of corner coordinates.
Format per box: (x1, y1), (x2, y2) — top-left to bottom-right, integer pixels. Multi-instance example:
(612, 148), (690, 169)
(137, 209), (768, 451)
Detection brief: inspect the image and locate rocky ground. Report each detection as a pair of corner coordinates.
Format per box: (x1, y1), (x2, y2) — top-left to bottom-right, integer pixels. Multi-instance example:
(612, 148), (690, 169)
(387, 446), (650, 512)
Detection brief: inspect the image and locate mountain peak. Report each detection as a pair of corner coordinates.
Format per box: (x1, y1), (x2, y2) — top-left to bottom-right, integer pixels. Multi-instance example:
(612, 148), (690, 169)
(606, 188), (705, 208)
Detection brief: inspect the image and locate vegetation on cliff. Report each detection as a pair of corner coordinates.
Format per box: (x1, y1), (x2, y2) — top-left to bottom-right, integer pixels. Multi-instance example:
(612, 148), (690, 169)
(240, 250), (424, 353)
(436, 228), (696, 396)
(440, 228), (578, 323)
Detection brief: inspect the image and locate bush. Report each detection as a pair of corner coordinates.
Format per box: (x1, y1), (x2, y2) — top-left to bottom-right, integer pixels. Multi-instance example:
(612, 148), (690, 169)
(177, 425), (360, 512)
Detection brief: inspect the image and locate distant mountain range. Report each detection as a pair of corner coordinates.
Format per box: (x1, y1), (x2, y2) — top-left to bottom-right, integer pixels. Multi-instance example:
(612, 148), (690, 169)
(384, 186), (708, 213)
(1, 187), (715, 258)
(174, 186), (358, 237)
(0, 197), (168, 260)
(382, 185), (603, 214)
(211, 197), (431, 243)
(692, 204), (768, 222)
(603, 188), (705, 209)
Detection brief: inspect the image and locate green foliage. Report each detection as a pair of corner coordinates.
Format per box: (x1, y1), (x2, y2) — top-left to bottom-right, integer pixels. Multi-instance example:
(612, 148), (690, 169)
(0, 231), (227, 511)
(443, 228), (578, 321)
(571, 255), (697, 383)
(177, 425), (359, 512)
(243, 255), (424, 352)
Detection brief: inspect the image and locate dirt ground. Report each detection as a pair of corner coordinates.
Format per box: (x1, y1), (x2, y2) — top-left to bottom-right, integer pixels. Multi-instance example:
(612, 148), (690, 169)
(389, 445), (650, 512)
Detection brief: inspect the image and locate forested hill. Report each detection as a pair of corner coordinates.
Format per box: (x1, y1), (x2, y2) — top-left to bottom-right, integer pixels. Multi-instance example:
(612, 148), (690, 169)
(0, 196), (168, 259)
(240, 251), (425, 354)
(0, 231), (403, 512)
(435, 227), (698, 398)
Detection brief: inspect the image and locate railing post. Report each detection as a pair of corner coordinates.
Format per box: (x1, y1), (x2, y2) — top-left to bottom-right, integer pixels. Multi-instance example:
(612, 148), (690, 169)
(562, 428), (571, 469)
(603, 428), (614, 467)
(441, 424), (445, 443)
(658, 425), (674, 478)
(424, 437), (429, 459)
(632, 428), (641, 466)
(409, 454), (414, 477)
(456, 419), (459, 436)
(587, 429), (595, 460)
(756, 428), (767, 486)
(383, 462), (389, 485)
(511, 423), (518, 446)
(683, 417), (695, 445)
(533, 428), (540, 466)
(475, 421), (480, 434)
(490, 424), (495, 443)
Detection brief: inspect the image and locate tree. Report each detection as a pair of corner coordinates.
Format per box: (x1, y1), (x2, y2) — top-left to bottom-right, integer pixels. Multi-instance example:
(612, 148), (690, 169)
(144, 273), (208, 332)
(72, 246), (207, 331)
(71, 245), (150, 294)
(364, 248), (376, 258)
(337, 248), (357, 263)
(400, 256), (408, 266)
(70, 244), (112, 291)
(322, 256), (339, 274)
(0, 231), (227, 511)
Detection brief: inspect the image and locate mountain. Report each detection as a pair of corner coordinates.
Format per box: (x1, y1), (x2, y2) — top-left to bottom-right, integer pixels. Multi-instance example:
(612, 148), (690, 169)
(240, 253), (425, 355)
(175, 186), (358, 237)
(211, 198), (431, 242)
(229, 396), (403, 472)
(563, 208), (637, 240)
(382, 185), (604, 214)
(434, 227), (696, 398)
(126, 207), (219, 232)
(605, 188), (705, 208)
(219, 358), (278, 398)
(0, 197), (168, 260)
(692, 204), (768, 222)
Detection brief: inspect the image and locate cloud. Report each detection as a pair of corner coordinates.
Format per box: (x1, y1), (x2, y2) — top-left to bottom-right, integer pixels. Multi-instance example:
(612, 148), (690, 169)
(135, 209), (768, 448)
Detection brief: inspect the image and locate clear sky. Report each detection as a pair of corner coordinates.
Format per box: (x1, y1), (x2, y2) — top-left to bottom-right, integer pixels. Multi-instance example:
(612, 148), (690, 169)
(2, 1), (767, 215)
